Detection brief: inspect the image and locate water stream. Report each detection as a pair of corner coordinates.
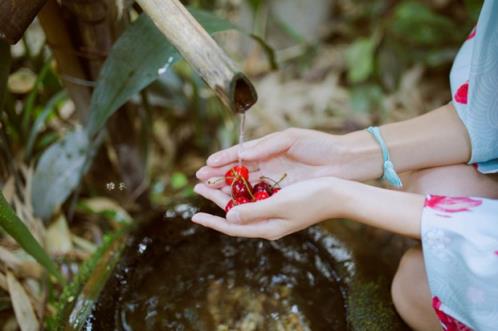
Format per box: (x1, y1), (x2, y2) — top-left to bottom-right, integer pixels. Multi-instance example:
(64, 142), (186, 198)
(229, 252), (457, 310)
(238, 113), (246, 166)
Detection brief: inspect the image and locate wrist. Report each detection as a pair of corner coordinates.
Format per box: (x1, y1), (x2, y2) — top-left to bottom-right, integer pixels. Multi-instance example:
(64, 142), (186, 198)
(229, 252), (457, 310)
(320, 177), (359, 219)
(336, 131), (383, 181)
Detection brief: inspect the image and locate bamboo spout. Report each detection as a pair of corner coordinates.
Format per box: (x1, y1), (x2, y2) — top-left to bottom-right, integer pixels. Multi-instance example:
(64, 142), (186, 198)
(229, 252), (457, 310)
(136, 0), (257, 113)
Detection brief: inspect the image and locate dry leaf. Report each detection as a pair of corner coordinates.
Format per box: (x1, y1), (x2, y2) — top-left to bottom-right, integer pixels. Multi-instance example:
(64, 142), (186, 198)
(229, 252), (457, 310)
(45, 214), (73, 256)
(80, 197), (132, 225)
(71, 235), (97, 254)
(0, 247), (43, 279)
(6, 272), (39, 331)
(2, 317), (19, 331)
(7, 68), (36, 94)
(1, 177), (15, 203)
(0, 272), (7, 291)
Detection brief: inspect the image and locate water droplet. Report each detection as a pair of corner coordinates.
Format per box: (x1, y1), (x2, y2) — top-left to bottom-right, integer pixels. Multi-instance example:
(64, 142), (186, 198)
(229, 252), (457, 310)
(157, 56), (175, 76)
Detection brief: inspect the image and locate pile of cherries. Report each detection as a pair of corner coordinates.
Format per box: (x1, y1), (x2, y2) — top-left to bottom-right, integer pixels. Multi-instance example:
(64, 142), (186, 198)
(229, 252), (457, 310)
(224, 165), (282, 213)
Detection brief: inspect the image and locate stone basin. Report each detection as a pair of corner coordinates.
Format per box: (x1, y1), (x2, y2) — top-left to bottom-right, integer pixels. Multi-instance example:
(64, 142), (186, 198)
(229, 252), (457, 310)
(60, 199), (413, 330)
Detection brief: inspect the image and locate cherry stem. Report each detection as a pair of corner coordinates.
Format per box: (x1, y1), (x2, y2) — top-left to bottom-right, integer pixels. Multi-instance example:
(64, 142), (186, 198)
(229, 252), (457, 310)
(260, 173), (287, 189)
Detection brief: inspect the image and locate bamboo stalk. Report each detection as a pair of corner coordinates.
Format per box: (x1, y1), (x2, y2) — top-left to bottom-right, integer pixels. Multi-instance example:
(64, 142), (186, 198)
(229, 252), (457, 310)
(136, 0), (257, 113)
(37, 0), (91, 117)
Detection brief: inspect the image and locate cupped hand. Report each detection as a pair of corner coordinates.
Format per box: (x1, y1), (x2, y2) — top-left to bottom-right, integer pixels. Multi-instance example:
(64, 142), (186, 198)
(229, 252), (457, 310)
(195, 128), (347, 189)
(192, 177), (344, 240)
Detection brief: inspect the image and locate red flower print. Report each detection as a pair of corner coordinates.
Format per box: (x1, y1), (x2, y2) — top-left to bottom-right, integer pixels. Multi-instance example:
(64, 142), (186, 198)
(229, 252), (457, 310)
(432, 297), (473, 331)
(425, 195), (482, 213)
(454, 82), (469, 104)
(494, 251), (498, 256)
(466, 27), (476, 40)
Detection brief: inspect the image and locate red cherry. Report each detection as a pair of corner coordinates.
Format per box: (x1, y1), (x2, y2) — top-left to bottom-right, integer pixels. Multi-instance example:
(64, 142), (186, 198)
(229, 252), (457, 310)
(254, 191), (270, 201)
(225, 200), (236, 213)
(253, 181), (271, 194)
(225, 166), (249, 185)
(235, 196), (251, 205)
(271, 188), (280, 195)
(232, 179), (253, 199)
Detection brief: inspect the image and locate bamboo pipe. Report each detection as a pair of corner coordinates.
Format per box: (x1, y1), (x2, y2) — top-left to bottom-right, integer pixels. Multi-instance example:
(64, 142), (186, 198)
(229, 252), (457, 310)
(136, 0), (257, 113)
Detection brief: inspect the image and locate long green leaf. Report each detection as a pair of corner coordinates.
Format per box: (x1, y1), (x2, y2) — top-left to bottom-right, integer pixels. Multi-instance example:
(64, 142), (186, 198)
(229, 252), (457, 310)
(0, 192), (64, 283)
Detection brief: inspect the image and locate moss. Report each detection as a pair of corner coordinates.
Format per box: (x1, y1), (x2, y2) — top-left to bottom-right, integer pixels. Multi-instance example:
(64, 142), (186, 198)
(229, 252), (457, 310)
(347, 277), (407, 331)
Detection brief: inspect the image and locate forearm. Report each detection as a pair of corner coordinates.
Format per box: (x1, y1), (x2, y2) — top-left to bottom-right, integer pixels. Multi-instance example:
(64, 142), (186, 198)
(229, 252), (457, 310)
(338, 103), (471, 181)
(327, 178), (425, 239)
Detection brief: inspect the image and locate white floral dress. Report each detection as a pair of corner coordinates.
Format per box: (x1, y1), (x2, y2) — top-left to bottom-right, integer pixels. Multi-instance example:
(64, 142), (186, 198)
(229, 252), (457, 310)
(421, 1), (498, 330)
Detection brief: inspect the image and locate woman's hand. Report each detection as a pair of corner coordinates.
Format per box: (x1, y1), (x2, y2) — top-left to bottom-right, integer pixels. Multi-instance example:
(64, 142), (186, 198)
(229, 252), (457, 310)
(196, 128), (355, 188)
(192, 177), (343, 240)
(192, 177), (425, 240)
(197, 104), (471, 189)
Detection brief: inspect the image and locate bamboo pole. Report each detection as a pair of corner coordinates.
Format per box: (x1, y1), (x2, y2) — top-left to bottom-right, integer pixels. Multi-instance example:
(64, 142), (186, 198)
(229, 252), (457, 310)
(136, 0), (257, 113)
(38, 0), (91, 117)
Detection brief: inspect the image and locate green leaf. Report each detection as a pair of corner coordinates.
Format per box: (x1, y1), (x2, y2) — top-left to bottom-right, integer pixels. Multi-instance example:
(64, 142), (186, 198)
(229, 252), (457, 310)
(85, 9), (236, 138)
(32, 127), (90, 219)
(26, 90), (68, 158)
(22, 60), (52, 135)
(170, 172), (188, 190)
(350, 84), (384, 114)
(0, 191), (64, 283)
(391, 2), (457, 45)
(346, 37), (376, 83)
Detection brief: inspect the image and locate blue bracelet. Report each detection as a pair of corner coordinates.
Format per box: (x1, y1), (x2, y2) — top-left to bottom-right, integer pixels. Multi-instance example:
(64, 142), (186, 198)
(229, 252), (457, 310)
(367, 126), (403, 188)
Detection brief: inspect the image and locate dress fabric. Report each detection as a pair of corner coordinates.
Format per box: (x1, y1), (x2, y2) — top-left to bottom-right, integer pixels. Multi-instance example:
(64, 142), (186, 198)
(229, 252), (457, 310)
(421, 195), (498, 331)
(421, 2), (498, 330)
(449, 0), (498, 174)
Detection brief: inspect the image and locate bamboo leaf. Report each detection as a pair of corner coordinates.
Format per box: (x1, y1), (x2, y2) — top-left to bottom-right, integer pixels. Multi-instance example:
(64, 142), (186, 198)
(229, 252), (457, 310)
(0, 192), (63, 283)
(32, 127), (90, 220)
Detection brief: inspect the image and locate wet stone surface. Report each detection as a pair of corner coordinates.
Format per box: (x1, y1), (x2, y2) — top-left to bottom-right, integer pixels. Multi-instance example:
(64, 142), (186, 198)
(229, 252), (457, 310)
(85, 203), (351, 331)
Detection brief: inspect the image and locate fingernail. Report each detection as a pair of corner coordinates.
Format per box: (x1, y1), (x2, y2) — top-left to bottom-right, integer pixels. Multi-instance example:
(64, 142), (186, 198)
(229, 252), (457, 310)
(191, 214), (202, 224)
(226, 208), (241, 224)
(193, 184), (202, 194)
(196, 167), (207, 178)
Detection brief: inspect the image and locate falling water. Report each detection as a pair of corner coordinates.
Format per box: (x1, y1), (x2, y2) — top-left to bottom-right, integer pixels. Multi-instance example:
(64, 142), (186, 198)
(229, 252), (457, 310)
(238, 113), (246, 166)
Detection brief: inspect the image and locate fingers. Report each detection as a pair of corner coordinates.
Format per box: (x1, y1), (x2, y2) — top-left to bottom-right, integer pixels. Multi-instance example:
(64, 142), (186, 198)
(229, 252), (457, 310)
(238, 132), (292, 161)
(205, 131), (288, 167)
(191, 212), (283, 239)
(196, 162), (260, 183)
(226, 198), (279, 225)
(193, 183), (230, 209)
(196, 163), (235, 181)
(206, 138), (262, 167)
